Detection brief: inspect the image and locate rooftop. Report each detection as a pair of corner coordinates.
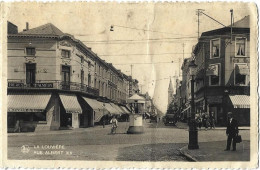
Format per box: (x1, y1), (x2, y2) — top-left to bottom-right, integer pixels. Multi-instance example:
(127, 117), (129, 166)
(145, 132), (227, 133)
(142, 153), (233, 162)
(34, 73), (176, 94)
(19, 23), (64, 36)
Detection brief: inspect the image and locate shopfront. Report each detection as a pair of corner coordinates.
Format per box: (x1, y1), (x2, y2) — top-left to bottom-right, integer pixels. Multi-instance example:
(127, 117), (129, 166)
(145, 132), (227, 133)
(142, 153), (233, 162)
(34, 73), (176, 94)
(228, 95), (250, 126)
(7, 93), (52, 132)
(59, 94), (82, 129)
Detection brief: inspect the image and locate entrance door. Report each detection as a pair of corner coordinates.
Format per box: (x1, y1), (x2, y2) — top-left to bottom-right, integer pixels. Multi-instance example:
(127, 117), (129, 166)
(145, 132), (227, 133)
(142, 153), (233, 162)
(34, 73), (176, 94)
(61, 66), (70, 90)
(26, 63), (36, 87)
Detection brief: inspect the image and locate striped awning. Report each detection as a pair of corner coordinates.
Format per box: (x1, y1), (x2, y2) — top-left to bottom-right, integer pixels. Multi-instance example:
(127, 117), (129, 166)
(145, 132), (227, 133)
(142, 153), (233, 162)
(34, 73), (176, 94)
(229, 95), (250, 108)
(121, 106), (131, 114)
(111, 103), (123, 114)
(59, 94), (82, 114)
(8, 94), (51, 112)
(82, 97), (103, 111)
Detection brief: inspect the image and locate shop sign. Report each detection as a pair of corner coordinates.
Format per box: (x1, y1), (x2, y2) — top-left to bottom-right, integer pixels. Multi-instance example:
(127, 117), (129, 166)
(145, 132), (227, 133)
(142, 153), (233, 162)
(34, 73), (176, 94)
(35, 83), (53, 88)
(8, 108), (44, 112)
(207, 96), (222, 104)
(8, 82), (24, 88)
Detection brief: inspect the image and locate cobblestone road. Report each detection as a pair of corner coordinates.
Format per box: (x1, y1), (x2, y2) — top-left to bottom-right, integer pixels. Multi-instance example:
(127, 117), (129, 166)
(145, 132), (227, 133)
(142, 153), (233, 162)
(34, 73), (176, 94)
(8, 120), (250, 161)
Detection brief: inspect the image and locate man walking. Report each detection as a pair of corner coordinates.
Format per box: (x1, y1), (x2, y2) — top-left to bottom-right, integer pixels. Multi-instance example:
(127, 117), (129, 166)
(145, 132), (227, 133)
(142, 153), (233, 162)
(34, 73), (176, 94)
(225, 112), (239, 151)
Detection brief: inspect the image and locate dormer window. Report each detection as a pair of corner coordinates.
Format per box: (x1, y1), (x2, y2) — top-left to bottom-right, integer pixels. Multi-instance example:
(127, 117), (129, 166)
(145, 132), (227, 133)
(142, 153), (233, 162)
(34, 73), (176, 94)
(26, 47), (36, 56)
(61, 49), (70, 58)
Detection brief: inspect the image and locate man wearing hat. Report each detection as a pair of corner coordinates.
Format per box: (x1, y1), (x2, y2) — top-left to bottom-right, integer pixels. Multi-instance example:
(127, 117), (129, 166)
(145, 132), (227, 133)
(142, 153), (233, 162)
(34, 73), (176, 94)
(225, 112), (239, 151)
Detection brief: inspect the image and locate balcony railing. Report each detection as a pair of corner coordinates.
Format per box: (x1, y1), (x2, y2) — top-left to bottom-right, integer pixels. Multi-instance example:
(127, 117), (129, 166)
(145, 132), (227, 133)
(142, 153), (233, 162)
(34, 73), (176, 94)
(7, 79), (99, 96)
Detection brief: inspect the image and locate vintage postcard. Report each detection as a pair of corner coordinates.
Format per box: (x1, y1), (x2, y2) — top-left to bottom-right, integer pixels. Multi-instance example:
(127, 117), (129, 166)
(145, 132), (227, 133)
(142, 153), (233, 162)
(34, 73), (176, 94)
(0, 2), (258, 169)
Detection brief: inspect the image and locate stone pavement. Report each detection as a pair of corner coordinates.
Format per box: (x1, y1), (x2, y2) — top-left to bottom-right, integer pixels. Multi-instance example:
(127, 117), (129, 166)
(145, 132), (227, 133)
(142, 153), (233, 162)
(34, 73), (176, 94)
(175, 121), (250, 130)
(180, 140), (250, 161)
(176, 121), (250, 161)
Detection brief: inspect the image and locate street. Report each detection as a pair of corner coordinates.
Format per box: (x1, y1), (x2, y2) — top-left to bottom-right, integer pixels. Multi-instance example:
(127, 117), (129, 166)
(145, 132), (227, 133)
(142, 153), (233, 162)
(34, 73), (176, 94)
(8, 120), (250, 161)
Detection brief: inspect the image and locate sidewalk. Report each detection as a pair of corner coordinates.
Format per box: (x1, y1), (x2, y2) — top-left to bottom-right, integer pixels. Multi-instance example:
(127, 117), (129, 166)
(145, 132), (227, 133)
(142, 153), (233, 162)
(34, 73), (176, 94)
(8, 124), (115, 137)
(180, 140), (250, 161)
(175, 121), (250, 130)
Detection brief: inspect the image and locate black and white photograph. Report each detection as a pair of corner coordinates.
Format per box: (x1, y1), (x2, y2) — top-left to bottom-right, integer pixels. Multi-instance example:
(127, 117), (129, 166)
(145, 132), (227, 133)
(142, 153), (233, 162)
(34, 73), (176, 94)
(1, 2), (258, 169)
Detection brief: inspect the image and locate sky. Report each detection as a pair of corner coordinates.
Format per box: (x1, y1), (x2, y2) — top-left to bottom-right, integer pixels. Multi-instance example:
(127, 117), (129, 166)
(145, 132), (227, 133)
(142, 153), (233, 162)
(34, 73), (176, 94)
(5, 2), (253, 113)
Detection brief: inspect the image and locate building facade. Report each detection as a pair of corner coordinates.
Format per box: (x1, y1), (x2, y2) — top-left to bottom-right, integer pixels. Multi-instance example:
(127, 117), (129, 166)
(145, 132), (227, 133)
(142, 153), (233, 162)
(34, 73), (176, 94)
(7, 22), (133, 132)
(177, 16), (250, 126)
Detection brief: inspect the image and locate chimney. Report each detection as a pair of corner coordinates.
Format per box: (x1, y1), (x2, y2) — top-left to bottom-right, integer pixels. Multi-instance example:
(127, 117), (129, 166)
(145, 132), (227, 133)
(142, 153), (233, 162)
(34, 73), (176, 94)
(23, 22), (29, 31)
(26, 22), (29, 30)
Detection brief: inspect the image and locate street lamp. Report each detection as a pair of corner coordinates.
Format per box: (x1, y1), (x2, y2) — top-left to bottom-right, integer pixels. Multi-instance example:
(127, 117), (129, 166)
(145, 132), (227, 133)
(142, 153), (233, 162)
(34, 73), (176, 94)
(188, 60), (199, 149)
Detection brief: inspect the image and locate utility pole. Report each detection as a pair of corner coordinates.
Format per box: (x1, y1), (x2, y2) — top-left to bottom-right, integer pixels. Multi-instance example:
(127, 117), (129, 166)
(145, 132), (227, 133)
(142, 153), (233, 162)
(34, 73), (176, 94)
(196, 9), (204, 41)
(230, 9), (234, 44)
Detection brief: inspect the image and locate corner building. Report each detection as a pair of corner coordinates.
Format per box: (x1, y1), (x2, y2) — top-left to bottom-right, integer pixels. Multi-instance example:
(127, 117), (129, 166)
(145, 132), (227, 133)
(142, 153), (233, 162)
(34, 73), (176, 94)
(7, 22), (132, 132)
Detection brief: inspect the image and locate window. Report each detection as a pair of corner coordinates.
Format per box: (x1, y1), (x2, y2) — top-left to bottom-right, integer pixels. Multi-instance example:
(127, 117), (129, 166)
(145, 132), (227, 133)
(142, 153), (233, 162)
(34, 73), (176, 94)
(209, 64), (220, 86)
(81, 56), (84, 64)
(26, 47), (36, 56)
(61, 50), (70, 58)
(88, 74), (91, 86)
(81, 70), (84, 85)
(210, 39), (220, 58)
(234, 63), (249, 86)
(61, 65), (70, 90)
(26, 63), (36, 85)
(236, 38), (246, 57)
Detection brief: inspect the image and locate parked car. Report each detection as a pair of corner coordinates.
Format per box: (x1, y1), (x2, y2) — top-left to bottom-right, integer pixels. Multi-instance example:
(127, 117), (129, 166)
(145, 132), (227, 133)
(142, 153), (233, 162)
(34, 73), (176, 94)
(164, 114), (176, 125)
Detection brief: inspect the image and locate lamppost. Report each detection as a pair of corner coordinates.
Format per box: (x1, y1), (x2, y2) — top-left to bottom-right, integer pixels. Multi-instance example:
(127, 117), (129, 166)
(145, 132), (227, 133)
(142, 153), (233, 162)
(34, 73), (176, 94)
(103, 103), (105, 128)
(188, 60), (199, 150)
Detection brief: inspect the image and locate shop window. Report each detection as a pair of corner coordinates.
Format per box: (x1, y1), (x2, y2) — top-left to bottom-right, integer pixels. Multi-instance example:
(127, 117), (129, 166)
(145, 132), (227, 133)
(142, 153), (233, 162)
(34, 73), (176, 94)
(236, 37), (246, 57)
(61, 49), (70, 58)
(210, 39), (220, 58)
(209, 64), (220, 86)
(234, 64), (249, 86)
(26, 47), (36, 56)
(33, 113), (46, 121)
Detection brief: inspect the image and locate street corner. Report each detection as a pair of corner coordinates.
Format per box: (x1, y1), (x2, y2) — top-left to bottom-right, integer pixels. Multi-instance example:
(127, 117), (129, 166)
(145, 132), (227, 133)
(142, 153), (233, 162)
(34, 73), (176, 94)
(179, 140), (250, 162)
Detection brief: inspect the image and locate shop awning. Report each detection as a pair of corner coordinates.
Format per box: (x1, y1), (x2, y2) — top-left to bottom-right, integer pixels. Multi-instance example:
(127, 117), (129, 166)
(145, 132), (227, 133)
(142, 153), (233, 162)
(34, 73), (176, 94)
(8, 94), (51, 112)
(104, 103), (119, 115)
(82, 97), (103, 111)
(236, 64), (249, 75)
(120, 106), (131, 114)
(110, 103), (122, 114)
(229, 95), (250, 108)
(59, 94), (82, 114)
(111, 103), (123, 114)
(82, 97), (107, 122)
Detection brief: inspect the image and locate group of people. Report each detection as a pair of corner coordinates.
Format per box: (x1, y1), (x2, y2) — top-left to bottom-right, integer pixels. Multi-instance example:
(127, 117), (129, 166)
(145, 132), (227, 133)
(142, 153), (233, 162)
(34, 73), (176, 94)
(195, 111), (215, 130)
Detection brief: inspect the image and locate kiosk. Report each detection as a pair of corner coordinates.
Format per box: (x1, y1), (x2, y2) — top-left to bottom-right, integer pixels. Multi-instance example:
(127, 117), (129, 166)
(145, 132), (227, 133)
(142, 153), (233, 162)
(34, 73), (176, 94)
(127, 94), (145, 134)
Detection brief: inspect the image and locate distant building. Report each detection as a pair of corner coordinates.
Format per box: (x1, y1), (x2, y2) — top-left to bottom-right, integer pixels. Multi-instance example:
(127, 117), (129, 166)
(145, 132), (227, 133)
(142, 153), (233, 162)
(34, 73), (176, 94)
(167, 78), (174, 107)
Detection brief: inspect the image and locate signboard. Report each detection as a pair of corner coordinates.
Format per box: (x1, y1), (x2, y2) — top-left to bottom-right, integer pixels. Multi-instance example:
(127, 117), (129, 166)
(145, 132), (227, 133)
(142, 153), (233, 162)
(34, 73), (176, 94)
(8, 108), (45, 112)
(35, 83), (53, 88)
(8, 82), (24, 88)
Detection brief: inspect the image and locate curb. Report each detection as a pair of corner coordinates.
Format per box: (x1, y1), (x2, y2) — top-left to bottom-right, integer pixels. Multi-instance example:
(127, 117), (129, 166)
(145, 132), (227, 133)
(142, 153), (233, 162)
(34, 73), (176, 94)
(179, 145), (198, 162)
(8, 126), (111, 137)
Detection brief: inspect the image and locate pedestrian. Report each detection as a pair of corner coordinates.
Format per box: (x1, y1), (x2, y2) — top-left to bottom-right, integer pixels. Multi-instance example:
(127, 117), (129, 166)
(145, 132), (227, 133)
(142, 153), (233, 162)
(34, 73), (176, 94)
(204, 112), (209, 131)
(225, 112), (239, 151)
(209, 112), (215, 129)
(14, 120), (21, 133)
(110, 115), (118, 134)
(195, 113), (202, 130)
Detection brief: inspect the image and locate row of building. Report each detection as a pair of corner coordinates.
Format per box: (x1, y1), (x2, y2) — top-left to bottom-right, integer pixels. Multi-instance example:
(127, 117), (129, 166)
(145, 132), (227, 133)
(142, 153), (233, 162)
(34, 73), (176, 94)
(7, 22), (140, 132)
(170, 16), (250, 126)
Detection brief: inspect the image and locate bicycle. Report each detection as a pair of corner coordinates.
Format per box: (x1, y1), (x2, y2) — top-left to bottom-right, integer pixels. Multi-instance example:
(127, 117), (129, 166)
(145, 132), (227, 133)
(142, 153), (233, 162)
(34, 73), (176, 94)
(111, 126), (117, 134)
